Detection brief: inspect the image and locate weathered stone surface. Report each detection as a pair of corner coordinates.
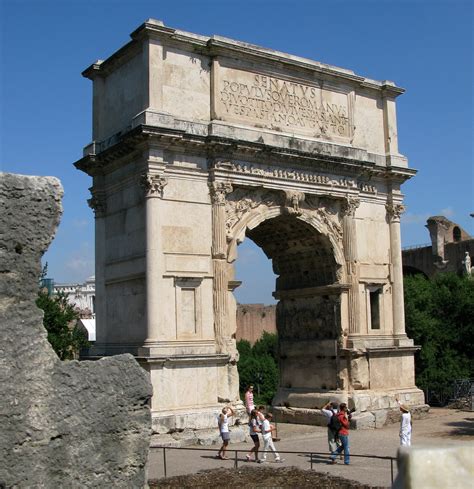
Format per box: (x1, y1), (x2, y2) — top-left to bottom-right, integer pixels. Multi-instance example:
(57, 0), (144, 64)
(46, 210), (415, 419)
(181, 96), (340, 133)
(350, 411), (375, 430)
(76, 20), (424, 432)
(272, 407), (329, 427)
(392, 445), (474, 489)
(0, 173), (152, 488)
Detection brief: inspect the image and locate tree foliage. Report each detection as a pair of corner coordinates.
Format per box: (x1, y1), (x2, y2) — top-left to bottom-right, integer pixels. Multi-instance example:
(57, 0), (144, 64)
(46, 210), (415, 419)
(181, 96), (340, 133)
(404, 273), (474, 390)
(237, 331), (279, 405)
(36, 290), (89, 360)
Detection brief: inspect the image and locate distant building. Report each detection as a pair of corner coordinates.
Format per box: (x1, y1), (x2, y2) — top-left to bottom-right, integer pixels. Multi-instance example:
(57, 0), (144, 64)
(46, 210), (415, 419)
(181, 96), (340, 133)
(49, 276), (96, 342)
(53, 275), (96, 317)
(236, 304), (276, 345)
(402, 216), (473, 278)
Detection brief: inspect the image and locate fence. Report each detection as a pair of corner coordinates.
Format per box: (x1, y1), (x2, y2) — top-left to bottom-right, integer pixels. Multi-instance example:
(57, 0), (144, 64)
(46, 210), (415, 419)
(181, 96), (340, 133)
(155, 446), (397, 485)
(424, 379), (473, 407)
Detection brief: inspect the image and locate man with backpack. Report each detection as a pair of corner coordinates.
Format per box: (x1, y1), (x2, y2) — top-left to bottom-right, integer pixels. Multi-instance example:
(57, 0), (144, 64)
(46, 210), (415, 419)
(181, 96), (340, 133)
(329, 403), (351, 465)
(321, 401), (341, 455)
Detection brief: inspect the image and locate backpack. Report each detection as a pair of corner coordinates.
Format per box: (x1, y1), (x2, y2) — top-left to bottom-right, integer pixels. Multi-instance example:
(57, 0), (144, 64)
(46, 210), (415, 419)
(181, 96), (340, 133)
(328, 413), (342, 433)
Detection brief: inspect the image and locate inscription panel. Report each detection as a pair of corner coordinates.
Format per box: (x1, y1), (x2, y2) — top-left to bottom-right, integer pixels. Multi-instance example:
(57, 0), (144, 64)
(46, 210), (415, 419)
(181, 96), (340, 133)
(215, 65), (354, 141)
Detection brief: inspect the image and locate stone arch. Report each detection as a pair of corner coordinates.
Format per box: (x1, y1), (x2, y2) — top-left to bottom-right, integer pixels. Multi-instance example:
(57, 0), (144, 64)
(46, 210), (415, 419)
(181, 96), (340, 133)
(226, 193), (348, 395)
(226, 200), (347, 284)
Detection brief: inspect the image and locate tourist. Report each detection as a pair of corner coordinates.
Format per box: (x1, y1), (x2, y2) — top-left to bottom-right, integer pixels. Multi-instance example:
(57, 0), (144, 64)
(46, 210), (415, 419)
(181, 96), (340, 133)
(245, 409), (261, 462)
(321, 401), (341, 454)
(217, 406), (235, 460)
(244, 385), (255, 414)
(398, 403), (412, 446)
(259, 413), (284, 463)
(329, 403), (351, 465)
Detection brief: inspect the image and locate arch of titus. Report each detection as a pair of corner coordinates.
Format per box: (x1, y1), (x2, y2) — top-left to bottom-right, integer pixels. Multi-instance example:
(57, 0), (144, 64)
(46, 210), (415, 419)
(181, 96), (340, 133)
(75, 20), (426, 432)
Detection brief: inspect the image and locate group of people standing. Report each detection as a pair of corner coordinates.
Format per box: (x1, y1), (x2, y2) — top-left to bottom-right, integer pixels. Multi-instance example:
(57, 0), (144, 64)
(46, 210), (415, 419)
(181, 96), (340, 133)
(218, 388), (412, 464)
(217, 385), (284, 463)
(321, 399), (412, 465)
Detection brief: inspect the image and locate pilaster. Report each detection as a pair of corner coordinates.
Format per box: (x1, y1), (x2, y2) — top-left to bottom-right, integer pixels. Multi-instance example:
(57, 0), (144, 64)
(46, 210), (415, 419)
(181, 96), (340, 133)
(209, 181), (233, 353)
(341, 196), (361, 335)
(88, 185), (107, 343)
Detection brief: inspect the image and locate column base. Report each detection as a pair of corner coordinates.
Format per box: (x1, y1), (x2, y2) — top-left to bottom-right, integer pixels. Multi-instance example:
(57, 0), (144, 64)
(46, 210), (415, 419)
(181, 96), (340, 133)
(272, 387), (428, 429)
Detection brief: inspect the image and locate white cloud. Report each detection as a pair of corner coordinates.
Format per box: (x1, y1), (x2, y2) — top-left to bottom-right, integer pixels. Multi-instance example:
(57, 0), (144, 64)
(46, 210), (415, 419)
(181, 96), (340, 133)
(72, 218), (90, 228)
(401, 212), (430, 225)
(440, 207), (454, 217)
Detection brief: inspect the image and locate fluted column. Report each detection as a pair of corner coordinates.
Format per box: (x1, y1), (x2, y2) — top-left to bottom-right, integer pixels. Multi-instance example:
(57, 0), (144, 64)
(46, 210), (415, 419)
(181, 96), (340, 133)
(88, 187), (107, 344)
(341, 196), (360, 335)
(209, 181), (232, 353)
(142, 173), (167, 344)
(386, 202), (406, 336)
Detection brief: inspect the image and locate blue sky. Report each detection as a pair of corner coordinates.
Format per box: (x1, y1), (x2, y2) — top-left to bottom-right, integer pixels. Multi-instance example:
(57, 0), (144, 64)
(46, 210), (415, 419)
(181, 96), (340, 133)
(1, 0), (472, 304)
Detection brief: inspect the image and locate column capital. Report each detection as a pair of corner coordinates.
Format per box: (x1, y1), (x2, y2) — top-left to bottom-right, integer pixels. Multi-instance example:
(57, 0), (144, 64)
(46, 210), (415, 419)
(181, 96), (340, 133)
(386, 202), (405, 222)
(209, 181), (233, 205)
(87, 190), (106, 217)
(341, 196), (360, 218)
(141, 173), (168, 198)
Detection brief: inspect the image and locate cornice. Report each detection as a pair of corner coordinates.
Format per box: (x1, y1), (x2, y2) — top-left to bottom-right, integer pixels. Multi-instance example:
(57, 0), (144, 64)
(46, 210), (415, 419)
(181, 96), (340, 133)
(74, 124), (417, 183)
(84, 19), (405, 96)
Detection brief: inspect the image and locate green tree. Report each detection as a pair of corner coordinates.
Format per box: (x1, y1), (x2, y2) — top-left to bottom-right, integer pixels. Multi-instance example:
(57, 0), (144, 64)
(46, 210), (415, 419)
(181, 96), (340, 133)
(36, 290), (89, 360)
(237, 332), (279, 405)
(404, 273), (474, 390)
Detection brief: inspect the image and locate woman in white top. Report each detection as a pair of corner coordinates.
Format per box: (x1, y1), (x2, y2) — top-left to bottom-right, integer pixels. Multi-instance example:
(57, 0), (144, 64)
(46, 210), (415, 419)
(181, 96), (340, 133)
(399, 403), (412, 446)
(217, 406), (234, 459)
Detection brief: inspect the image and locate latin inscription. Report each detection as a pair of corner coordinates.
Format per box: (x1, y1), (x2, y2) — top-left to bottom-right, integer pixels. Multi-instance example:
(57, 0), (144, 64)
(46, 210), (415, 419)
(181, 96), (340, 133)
(217, 70), (351, 138)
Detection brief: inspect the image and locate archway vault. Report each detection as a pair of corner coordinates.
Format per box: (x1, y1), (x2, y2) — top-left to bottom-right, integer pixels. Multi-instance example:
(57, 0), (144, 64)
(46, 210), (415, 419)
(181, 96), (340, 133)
(225, 186), (349, 394)
(225, 186), (347, 285)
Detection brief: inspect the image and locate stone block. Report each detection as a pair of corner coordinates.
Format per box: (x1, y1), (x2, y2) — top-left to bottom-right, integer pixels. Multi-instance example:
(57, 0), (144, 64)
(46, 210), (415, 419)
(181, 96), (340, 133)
(197, 429), (221, 446)
(0, 173), (152, 488)
(150, 434), (181, 448)
(374, 409), (388, 428)
(350, 411), (375, 430)
(393, 445), (474, 489)
(272, 407), (328, 427)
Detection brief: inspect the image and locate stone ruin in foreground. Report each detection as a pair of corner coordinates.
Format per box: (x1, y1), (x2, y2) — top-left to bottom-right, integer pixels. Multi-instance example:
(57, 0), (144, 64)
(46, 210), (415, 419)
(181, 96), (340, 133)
(0, 173), (152, 488)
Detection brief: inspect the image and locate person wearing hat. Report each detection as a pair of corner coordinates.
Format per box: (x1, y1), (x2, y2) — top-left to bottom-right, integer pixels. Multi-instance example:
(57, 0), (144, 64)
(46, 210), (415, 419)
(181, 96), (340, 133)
(398, 401), (412, 446)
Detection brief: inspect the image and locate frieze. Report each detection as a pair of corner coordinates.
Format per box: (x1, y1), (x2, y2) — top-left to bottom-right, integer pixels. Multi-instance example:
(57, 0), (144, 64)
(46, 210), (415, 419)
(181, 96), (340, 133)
(213, 160), (378, 194)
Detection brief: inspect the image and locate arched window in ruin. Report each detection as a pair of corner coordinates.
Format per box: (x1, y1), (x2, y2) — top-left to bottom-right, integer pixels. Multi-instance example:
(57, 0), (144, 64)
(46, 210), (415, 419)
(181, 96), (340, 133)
(453, 226), (461, 242)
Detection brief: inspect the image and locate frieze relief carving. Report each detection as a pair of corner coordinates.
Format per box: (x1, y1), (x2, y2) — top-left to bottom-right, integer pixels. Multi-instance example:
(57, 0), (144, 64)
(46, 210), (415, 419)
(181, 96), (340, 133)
(283, 190), (305, 215)
(224, 186), (343, 246)
(305, 195), (343, 242)
(225, 187), (282, 237)
(140, 173), (168, 197)
(213, 160), (377, 194)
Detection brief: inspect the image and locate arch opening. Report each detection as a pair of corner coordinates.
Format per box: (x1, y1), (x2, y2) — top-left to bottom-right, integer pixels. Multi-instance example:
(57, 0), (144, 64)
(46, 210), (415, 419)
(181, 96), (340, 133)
(235, 214), (342, 398)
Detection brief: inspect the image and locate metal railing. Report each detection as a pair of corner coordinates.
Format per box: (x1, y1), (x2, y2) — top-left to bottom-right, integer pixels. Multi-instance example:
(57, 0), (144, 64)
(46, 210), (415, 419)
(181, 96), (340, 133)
(402, 243), (431, 251)
(155, 446), (397, 485)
